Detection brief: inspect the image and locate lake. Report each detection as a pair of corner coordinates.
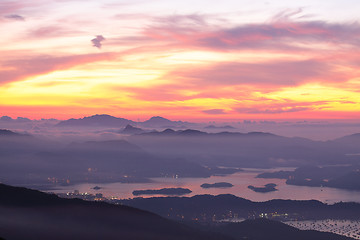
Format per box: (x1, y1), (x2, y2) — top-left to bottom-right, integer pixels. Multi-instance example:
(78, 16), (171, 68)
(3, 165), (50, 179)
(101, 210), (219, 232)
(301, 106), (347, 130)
(50, 168), (360, 204)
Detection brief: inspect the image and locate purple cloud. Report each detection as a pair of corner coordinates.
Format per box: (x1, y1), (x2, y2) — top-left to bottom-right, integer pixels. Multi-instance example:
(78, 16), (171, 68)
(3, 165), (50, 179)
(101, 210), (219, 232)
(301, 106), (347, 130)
(202, 109), (226, 115)
(91, 35), (106, 48)
(4, 14), (24, 21)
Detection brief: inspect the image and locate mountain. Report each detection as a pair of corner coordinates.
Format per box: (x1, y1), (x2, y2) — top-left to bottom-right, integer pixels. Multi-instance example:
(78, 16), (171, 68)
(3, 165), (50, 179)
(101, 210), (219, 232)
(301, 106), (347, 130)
(0, 129), (21, 136)
(56, 114), (134, 128)
(120, 124), (145, 134)
(0, 137), (215, 187)
(215, 218), (353, 240)
(129, 129), (343, 168)
(0, 129), (31, 137)
(141, 116), (186, 128)
(0, 183), (228, 240)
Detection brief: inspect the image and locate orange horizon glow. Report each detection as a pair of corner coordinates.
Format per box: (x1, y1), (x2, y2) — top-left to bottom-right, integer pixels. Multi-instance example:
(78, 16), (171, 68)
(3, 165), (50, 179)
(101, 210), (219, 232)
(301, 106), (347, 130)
(1, 1), (359, 121)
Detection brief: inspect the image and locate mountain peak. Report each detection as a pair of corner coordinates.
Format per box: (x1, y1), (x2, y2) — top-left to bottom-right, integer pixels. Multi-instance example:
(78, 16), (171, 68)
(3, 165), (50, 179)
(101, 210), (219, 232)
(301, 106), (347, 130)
(120, 124), (145, 134)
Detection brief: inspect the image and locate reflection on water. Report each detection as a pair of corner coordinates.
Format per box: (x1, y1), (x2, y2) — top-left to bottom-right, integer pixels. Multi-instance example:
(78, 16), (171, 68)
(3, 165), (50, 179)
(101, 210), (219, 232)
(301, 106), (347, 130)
(50, 168), (360, 204)
(285, 220), (360, 239)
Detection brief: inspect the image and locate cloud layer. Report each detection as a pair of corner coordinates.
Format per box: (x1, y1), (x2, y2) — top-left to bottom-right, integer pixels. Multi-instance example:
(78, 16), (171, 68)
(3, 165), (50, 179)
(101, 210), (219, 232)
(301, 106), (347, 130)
(0, 1), (359, 120)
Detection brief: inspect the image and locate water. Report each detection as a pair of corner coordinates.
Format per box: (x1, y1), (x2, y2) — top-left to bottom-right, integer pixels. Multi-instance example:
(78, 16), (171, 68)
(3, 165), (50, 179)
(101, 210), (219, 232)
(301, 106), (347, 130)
(50, 168), (360, 204)
(285, 220), (360, 239)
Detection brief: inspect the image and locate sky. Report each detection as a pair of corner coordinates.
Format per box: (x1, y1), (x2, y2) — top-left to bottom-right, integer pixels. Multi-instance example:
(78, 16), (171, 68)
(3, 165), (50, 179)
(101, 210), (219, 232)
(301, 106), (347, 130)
(1, 0), (360, 121)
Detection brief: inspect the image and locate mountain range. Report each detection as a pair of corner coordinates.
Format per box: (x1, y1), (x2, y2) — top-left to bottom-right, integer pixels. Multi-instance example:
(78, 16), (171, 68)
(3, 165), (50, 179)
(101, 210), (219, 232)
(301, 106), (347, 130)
(56, 114), (187, 128)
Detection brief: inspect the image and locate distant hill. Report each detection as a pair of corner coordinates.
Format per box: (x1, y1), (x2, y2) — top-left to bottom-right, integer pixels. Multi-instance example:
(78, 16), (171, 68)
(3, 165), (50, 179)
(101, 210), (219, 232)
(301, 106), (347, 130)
(331, 133), (360, 150)
(56, 114), (134, 127)
(141, 116), (187, 128)
(0, 129), (31, 138)
(129, 129), (358, 168)
(205, 125), (236, 129)
(0, 129), (21, 136)
(333, 133), (360, 142)
(0, 183), (229, 240)
(120, 124), (145, 134)
(216, 218), (354, 240)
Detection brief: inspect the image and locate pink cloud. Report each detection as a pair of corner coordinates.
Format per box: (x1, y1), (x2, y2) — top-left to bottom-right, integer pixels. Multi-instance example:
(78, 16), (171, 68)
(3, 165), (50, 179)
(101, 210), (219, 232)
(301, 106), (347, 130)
(29, 26), (83, 38)
(167, 59), (350, 87)
(0, 53), (116, 84)
(140, 14), (360, 53)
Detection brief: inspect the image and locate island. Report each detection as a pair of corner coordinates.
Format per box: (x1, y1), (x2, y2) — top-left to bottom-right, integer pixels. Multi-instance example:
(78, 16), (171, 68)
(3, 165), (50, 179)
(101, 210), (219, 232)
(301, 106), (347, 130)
(92, 186), (102, 190)
(132, 187), (192, 196)
(201, 182), (234, 188)
(248, 183), (278, 193)
(256, 165), (360, 190)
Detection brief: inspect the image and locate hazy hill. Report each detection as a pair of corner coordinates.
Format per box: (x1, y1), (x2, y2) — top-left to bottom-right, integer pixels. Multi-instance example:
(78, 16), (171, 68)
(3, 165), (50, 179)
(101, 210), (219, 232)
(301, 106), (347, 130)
(129, 129), (349, 168)
(143, 116), (174, 126)
(0, 137), (215, 187)
(0, 129), (31, 138)
(0, 184), (228, 240)
(120, 124), (146, 134)
(56, 114), (134, 128)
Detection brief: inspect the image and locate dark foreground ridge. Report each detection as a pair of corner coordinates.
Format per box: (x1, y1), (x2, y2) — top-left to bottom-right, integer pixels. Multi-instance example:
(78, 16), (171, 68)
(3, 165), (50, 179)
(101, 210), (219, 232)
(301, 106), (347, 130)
(0, 184), (226, 240)
(0, 184), (355, 240)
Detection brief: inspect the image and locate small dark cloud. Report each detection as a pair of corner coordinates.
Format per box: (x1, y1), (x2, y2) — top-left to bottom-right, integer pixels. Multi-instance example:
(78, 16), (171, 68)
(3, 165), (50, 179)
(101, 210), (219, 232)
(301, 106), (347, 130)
(202, 109), (226, 115)
(4, 14), (25, 21)
(91, 35), (105, 49)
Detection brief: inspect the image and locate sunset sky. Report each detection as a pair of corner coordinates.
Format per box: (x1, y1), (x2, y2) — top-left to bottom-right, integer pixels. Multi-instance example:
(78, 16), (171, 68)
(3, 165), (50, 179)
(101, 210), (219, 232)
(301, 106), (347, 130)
(1, 0), (360, 121)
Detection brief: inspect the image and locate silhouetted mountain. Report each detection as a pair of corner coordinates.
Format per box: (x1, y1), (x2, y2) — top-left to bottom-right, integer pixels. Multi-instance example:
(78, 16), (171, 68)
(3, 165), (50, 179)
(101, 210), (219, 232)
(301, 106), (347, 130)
(120, 194), (360, 222)
(144, 116), (173, 125)
(56, 114), (134, 127)
(0, 129), (30, 137)
(216, 218), (353, 240)
(0, 184), (229, 240)
(0, 129), (20, 136)
(332, 133), (360, 150)
(0, 116), (31, 123)
(120, 124), (145, 134)
(141, 116), (186, 128)
(334, 133), (360, 142)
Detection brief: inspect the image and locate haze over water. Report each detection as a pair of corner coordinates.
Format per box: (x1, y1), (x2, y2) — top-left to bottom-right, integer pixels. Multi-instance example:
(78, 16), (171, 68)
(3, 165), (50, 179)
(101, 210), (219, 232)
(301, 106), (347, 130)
(52, 168), (360, 204)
